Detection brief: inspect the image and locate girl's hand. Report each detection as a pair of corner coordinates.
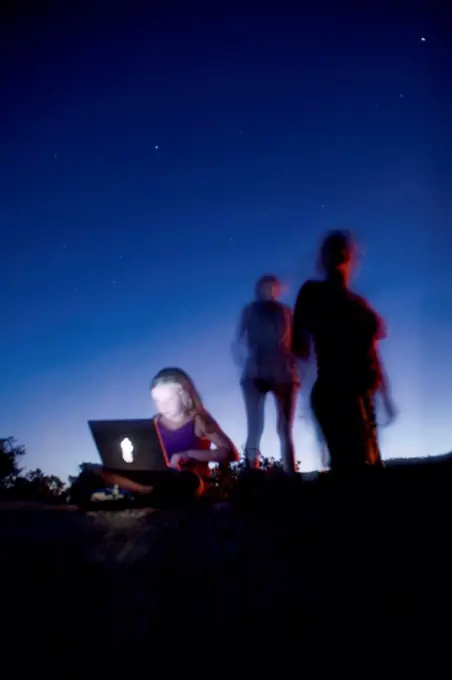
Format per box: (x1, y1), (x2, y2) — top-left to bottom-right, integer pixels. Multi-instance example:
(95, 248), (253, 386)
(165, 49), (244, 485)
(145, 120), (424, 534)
(169, 453), (191, 471)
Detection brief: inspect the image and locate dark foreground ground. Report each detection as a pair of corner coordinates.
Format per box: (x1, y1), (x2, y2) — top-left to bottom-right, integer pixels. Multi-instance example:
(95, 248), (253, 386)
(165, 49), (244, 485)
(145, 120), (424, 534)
(1, 456), (451, 665)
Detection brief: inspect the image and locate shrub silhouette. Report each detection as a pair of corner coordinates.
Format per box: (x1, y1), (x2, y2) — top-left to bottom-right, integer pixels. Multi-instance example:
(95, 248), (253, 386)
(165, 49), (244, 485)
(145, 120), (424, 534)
(0, 437), (66, 502)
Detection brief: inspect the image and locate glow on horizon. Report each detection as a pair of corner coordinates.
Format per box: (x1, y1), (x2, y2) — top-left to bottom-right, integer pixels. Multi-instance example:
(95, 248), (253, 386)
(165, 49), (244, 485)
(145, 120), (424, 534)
(2, 288), (451, 482)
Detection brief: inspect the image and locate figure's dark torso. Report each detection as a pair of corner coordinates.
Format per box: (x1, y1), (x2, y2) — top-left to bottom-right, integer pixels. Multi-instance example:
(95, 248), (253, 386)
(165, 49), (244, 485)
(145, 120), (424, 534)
(242, 300), (298, 385)
(294, 279), (383, 393)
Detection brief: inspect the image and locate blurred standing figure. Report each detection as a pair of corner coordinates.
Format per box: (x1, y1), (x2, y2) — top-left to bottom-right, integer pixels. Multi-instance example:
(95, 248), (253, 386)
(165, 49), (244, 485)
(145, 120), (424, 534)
(292, 230), (396, 476)
(233, 275), (299, 473)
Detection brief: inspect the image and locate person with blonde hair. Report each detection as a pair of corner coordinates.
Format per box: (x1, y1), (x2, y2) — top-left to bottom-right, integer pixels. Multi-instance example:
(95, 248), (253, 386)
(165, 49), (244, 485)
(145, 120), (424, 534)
(233, 274), (299, 474)
(150, 367), (238, 476)
(74, 367), (238, 504)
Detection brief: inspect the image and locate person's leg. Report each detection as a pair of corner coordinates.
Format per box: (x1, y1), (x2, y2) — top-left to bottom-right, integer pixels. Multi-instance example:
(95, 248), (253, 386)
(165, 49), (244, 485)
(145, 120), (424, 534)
(100, 468), (154, 494)
(311, 383), (380, 476)
(152, 470), (204, 507)
(317, 426), (330, 472)
(241, 380), (267, 469)
(273, 383), (298, 474)
(357, 393), (382, 466)
(70, 464), (153, 505)
(311, 382), (344, 474)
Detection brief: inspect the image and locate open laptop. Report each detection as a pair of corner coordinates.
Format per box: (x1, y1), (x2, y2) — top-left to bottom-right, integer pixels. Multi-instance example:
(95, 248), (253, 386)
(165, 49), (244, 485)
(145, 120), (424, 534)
(88, 418), (170, 474)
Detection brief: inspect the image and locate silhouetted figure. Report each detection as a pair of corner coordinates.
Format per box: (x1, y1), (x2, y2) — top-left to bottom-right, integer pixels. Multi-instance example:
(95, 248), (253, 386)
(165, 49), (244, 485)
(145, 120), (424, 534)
(233, 275), (299, 474)
(75, 368), (238, 504)
(293, 231), (395, 476)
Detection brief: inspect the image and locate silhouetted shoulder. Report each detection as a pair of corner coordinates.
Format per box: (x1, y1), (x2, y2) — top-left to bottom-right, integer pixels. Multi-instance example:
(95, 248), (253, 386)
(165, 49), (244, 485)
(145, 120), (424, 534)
(349, 291), (387, 339)
(241, 302), (253, 318)
(298, 279), (320, 294)
(294, 279), (323, 322)
(302, 279), (322, 291)
(246, 299), (289, 321)
(349, 291), (370, 308)
(297, 279), (324, 303)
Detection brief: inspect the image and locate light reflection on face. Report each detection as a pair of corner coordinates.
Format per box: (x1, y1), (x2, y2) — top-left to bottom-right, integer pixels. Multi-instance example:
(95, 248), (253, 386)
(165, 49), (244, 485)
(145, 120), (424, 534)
(261, 281), (282, 300)
(151, 383), (186, 420)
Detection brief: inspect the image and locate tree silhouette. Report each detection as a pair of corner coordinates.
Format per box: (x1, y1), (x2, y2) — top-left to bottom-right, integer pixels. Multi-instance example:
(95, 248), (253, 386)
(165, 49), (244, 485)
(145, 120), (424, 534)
(26, 469), (65, 499)
(0, 437), (26, 489)
(0, 438), (66, 502)
(10, 469), (66, 502)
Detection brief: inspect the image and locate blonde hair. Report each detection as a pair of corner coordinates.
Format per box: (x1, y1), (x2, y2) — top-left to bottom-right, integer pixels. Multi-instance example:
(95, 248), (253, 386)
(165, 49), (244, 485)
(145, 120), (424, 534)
(150, 367), (205, 416)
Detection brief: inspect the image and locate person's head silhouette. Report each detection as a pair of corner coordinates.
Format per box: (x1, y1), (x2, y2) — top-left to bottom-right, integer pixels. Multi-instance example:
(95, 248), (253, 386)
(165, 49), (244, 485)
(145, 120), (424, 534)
(318, 230), (358, 284)
(255, 274), (283, 301)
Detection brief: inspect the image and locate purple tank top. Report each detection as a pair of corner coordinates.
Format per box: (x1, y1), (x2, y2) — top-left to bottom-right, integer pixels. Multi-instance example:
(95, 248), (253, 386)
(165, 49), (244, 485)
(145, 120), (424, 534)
(157, 417), (211, 479)
(157, 418), (207, 458)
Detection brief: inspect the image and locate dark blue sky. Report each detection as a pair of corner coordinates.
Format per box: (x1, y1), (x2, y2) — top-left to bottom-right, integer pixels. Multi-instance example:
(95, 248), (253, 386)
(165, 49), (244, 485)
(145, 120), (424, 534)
(1, 2), (450, 479)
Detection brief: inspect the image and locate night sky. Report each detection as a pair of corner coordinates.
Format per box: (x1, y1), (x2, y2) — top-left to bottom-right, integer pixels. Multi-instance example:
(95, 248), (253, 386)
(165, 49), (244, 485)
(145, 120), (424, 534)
(1, 2), (451, 481)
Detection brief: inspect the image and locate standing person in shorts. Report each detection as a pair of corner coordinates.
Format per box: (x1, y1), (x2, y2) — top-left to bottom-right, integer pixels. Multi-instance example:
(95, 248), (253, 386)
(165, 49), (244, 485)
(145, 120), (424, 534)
(233, 275), (299, 474)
